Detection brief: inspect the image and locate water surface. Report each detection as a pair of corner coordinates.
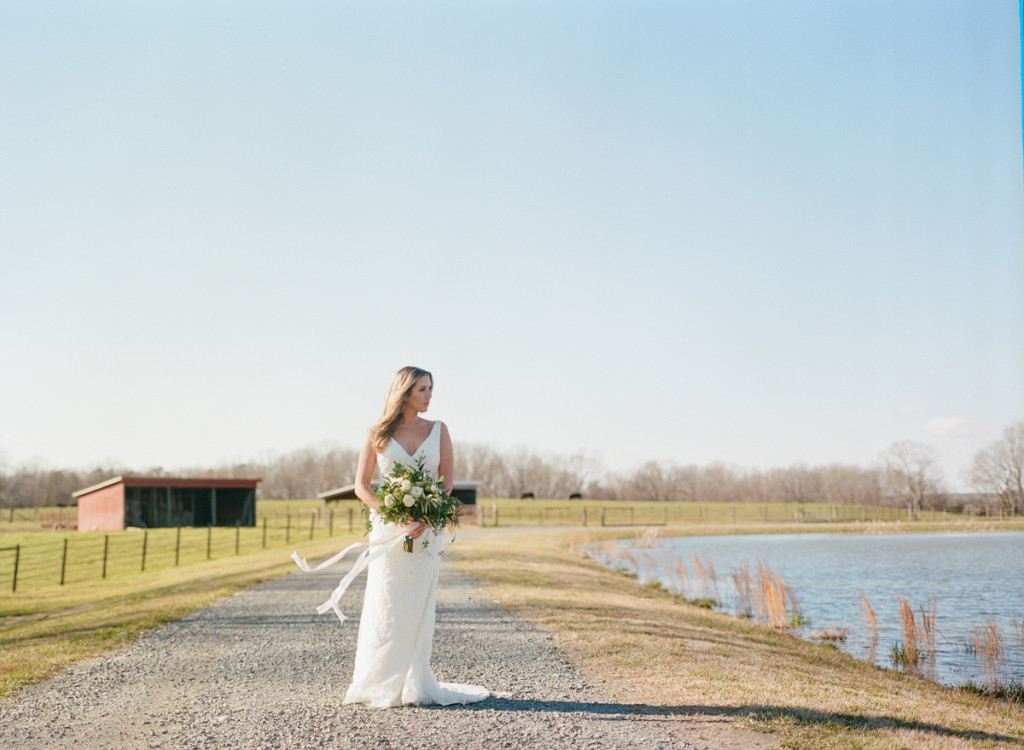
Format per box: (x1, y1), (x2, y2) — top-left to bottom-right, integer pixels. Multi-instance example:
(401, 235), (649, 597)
(591, 531), (1024, 687)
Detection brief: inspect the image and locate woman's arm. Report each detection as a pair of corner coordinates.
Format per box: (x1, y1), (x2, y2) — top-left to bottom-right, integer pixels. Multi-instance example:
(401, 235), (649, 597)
(356, 430), (427, 538)
(439, 422), (454, 495)
(354, 433), (379, 510)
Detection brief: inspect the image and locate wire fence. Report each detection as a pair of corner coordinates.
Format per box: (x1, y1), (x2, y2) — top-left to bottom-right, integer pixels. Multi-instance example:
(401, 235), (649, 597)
(0, 508), (364, 593)
(475, 502), (958, 527)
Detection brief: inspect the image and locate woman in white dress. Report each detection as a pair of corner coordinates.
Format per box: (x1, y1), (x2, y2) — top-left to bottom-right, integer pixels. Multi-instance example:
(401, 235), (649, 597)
(343, 366), (489, 708)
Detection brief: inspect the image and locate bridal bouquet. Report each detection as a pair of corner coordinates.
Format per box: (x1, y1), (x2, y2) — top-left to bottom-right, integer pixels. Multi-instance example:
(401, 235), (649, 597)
(373, 460), (464, 552)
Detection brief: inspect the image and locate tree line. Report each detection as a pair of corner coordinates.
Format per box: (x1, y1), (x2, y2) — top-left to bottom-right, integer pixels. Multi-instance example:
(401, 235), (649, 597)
(2, 420), (1021, 515)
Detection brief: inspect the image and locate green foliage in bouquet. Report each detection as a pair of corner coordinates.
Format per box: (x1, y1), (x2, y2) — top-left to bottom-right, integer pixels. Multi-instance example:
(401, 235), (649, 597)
(369, 460), (464, 551)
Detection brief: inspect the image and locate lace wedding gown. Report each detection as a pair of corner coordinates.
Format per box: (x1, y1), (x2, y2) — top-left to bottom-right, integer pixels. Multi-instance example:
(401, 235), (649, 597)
(343, 420), (489, 708)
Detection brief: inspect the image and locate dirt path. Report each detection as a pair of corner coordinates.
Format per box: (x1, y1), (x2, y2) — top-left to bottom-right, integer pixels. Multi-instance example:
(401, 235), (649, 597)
(0, 558), (770, 749)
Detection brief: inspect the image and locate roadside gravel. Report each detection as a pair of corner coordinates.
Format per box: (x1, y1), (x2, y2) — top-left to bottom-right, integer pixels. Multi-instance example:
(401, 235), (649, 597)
(0, 558), (741, 749)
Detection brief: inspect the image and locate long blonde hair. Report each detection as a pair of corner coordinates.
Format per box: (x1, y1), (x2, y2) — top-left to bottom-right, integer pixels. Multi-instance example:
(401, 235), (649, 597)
(369, 366), (433, 453)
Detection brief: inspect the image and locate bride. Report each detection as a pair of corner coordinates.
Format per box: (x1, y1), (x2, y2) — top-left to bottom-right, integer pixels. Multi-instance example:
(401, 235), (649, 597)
(324, 366), (488, 708)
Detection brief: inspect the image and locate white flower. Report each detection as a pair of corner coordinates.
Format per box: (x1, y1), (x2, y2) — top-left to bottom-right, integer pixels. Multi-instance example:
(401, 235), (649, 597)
(401, 479), (412, 491)
(384, 493), (397, 507)
(402, 494), (415, 508)
(410, 485), (424, 498)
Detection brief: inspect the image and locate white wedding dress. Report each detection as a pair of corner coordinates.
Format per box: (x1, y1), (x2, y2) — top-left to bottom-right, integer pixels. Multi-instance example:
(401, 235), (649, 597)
(343, 420), (489, 708)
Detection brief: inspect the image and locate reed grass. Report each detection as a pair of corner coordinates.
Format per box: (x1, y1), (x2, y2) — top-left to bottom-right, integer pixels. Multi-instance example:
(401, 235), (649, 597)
(859, 590), (878, 633)
(896, 596), (920, 666)
(969, 620), (1008, 689)
(633, 526), (660, 548)
(893, 595), (938, 673)
(731, 562), (755, 618)
(755, 559), (793, 630)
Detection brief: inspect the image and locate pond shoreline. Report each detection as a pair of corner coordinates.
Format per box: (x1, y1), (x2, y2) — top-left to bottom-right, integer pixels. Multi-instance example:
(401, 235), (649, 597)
(452, 526), (1024, 749)
(585, 526), (1024, 691)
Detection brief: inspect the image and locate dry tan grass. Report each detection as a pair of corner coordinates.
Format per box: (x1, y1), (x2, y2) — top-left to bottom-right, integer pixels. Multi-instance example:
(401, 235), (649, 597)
(895, 595), (938, 673)
(898, 596), (921, 666)
(452, 529), (1024, 750)
(969, 620), (1008, 689)
(859, 590), (878, 633)
(755, 559), (794, 630)
(732, 562), (756, 618)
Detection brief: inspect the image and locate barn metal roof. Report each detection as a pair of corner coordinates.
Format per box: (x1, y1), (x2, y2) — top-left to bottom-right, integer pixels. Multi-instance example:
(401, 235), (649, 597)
(73, 475), (261, 498)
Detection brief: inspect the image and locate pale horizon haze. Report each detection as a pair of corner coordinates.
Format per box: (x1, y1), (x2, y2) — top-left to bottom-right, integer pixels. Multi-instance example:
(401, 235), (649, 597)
(2, 1), (1022, 492)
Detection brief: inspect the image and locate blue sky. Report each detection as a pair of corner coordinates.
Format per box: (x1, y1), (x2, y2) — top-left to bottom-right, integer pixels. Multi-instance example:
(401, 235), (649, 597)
(1, 1), (1021, 490)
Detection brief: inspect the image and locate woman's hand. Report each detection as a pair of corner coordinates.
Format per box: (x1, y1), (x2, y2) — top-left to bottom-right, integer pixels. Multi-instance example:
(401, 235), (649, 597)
(405, 520), (429, 539)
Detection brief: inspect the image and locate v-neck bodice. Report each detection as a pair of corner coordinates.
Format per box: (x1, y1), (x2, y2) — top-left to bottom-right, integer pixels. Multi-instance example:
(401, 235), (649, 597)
(377, 421), (442, 478)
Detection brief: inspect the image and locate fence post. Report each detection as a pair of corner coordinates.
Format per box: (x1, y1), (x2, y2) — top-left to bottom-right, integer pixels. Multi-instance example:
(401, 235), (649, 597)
(207, 523), (212, 560)
(285, 513), (291, 544)
(141, 529), (148, 571)
(348, 507), (353, 532)
(236, 520), (241, 555)
(328, 509), (334, 537)
(60, 538), (69, 586)
(493, 503), (499, 527)
(732, 506), (736, 525)
(309, 512), (315, 541)
(262, 517), (268, 549)
(175, 526), (182, 566)
(11, 544), (20, 593)
(600, 508), (605, 527)
(581, 507), (586, 526)
(102, 535), (109, 579)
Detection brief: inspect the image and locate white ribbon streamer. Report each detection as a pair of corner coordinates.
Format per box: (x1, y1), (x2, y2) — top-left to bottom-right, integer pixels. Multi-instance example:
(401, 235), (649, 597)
(291, 523), (414, 623)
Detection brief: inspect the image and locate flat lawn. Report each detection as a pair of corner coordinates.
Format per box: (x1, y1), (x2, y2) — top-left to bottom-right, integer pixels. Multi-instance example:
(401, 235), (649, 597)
(450, 528), (1024, 750)
(0, 533), (360, 697)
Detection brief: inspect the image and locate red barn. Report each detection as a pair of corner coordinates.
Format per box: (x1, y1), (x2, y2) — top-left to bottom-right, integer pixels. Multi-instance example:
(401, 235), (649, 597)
(72, 476), (260, 532)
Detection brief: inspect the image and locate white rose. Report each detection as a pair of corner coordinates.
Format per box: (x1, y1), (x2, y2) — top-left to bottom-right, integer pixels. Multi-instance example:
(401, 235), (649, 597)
(401, 479), (412, 491)
(384, 493), (397, 506)
(410, 485), (423, 498)
(402, 495), (415, 508)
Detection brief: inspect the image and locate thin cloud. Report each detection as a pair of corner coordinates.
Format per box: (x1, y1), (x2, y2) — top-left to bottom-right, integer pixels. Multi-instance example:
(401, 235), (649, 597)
(926, 418), (986, 438)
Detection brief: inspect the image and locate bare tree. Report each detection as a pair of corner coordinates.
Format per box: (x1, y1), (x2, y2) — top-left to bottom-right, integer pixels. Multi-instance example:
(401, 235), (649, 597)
(968, 420), (1024, 516)
(880, 441), (944, 517)
(821, 464), (883, 506)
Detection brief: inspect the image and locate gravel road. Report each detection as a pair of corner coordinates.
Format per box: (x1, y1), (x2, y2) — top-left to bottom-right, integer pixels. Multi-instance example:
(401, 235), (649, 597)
(0, 558), (750, 749)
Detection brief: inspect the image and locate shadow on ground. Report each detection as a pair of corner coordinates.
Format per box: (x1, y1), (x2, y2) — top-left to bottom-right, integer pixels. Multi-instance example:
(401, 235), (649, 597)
(434, 697), (1021, 745)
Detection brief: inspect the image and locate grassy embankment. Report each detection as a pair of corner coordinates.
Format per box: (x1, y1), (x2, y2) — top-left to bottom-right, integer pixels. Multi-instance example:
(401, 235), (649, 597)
(449, 526), (1024, 750)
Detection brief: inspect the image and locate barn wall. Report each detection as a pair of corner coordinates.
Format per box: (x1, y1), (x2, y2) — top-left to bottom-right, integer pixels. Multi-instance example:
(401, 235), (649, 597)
(78, 484), (125, 531)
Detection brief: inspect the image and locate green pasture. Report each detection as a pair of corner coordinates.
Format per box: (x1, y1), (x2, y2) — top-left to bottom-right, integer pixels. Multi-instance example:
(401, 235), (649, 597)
(476, 497), (961, 526)
(1, 498), (987, 595)
(0, 508), (363, 593)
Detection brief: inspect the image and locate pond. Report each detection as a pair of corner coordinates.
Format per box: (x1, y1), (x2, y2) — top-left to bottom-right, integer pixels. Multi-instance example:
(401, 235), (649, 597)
(588, 530), (1024, 687)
